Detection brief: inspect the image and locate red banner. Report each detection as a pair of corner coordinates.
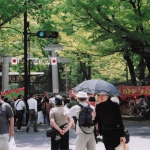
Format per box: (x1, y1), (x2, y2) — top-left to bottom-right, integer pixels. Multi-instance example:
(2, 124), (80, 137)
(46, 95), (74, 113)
(1, 87), (24, 99)
(118, 86), (150, 99)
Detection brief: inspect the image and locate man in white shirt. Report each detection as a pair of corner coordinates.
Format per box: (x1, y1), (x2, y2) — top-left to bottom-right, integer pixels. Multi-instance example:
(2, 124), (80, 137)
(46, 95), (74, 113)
(26, 93), (38, 132)
(14, 95), (26, 132)
(67, 91), (96, 150)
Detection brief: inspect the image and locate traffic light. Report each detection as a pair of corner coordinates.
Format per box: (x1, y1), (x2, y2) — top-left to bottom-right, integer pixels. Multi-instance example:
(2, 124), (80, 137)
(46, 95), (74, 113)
(37, 31), (58, 38)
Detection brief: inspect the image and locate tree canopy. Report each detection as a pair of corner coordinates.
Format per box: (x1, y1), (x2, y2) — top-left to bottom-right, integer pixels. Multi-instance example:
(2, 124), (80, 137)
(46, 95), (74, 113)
(1, 0), (150, 93)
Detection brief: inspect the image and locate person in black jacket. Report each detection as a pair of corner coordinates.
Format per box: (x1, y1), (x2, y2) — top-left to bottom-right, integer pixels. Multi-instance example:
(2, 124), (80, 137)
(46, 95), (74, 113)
(94, 92), (126, 150)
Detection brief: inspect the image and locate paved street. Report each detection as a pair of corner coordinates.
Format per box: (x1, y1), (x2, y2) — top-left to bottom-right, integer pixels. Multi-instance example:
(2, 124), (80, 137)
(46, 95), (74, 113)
(14, 120), (150, 150)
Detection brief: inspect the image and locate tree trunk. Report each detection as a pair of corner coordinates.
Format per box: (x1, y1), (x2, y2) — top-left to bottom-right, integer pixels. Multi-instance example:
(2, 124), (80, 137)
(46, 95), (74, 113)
(137, 57), (146, 85)
(123, 54), (137, 85)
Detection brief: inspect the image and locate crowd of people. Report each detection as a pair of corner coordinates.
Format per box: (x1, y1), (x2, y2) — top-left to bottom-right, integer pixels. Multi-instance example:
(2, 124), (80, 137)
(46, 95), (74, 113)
(119, 95), (149, 117)
(0, 90), (129, 150)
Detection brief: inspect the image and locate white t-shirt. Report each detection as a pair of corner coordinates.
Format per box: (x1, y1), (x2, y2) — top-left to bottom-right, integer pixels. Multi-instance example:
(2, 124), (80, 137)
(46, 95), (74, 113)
(67, 102), (95, 134)
(14, 99), (25, 110)
(49, 97), (55, 104)
(27, 98), (37, 112)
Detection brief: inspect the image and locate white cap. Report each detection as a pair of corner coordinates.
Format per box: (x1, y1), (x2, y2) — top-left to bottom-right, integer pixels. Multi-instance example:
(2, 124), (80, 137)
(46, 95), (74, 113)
(76, 91), (88, 98)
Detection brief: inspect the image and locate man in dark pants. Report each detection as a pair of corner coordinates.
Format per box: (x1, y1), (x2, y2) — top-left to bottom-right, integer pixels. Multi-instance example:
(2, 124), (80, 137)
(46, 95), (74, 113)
(50, 96), (73, 150)
(14, 95), (26, 132)
(26, 93), (38, 132)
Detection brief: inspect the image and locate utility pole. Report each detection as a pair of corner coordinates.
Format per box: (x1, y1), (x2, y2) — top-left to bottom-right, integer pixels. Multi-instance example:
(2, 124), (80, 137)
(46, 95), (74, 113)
(23, 1), (59, 100)
(24, 0), (28, 101)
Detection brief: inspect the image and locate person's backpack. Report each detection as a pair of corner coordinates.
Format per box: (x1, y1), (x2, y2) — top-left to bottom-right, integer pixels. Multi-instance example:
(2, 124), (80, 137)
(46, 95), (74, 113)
(78, 104), (94, 128)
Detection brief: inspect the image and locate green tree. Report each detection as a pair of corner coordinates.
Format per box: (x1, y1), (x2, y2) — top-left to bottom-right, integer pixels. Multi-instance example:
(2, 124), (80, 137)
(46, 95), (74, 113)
(49, 0), (150, 85)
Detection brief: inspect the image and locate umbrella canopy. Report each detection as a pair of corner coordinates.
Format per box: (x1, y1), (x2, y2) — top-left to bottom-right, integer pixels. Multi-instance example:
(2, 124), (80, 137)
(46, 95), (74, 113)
(73, 79), (120, 96)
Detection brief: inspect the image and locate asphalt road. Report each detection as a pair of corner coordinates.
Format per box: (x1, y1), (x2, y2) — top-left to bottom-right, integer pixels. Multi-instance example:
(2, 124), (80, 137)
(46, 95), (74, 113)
(14, 120), (150, 150)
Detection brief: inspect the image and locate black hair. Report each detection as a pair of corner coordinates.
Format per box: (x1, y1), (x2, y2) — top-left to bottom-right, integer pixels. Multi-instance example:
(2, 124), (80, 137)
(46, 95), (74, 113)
(4, 97), (8, 102)
(30, 93), (35, 97)
(78, 98), (87, 101)
(55, 98), (63, 106)
(89, 96), (96, 102)
(18, 95), (23, 99)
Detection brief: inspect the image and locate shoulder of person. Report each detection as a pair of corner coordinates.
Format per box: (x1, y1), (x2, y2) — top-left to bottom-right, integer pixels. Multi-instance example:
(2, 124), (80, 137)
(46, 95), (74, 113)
(108, 100), (119, 108)
(89, 105), (95, 110)
(3, 102), (12, 109)
(50, 107), (56, 111)
(70, 104), (80, 110)
(14, 99), (18, 103)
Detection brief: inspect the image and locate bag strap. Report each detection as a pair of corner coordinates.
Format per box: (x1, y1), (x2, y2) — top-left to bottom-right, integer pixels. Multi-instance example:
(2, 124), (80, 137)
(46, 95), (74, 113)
(79, 126), (94, 134)
(78, 103), (84, 108)
(16, 100), (21, 108)
(59, 123), (67, 129)
(78, 103), (90, 108)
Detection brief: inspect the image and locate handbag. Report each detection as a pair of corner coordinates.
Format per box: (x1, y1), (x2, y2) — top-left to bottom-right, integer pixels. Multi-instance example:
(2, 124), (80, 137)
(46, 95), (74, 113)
(8, 136), (16, 150)
(115, 142), (129, 150)
(46, 127), (57, 138)
(124, 130), (130, 144)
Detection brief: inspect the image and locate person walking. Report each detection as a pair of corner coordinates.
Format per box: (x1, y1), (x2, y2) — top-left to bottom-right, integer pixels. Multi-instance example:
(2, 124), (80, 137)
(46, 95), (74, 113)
(49, 96), (73, 150)
(14, 95), (26, 131)
(42, 97), (51, 124)
(26, 93), (38, 132)
(67, 91), (96, 150)
(0, 94), (14, 150)
(42, 91), (49, 123)
(94, 92), (126, 150)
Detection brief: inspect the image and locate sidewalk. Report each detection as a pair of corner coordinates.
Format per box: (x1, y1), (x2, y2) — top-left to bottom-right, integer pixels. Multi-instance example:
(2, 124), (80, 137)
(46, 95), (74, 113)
(14, 120), (150, 150)
(122, 115), (150, 121)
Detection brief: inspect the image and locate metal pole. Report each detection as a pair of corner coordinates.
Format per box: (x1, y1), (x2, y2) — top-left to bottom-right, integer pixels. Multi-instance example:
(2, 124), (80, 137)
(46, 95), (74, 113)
(24, 1), (28, 101)
(28, 60), (31, 95)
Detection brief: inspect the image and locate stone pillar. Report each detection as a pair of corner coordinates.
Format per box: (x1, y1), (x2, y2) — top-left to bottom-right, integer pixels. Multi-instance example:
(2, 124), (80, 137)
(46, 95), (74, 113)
(2, 57), (9, 91)
(51, 51), (59, 93)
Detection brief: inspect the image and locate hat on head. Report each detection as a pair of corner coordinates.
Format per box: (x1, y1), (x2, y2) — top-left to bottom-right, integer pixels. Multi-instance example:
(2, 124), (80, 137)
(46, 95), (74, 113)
(76, 91), (88, 98)
(55, 97), (63, 105)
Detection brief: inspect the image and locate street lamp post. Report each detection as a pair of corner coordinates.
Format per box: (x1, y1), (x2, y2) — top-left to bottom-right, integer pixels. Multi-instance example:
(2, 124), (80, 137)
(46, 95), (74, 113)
(24, 0), (29, 101)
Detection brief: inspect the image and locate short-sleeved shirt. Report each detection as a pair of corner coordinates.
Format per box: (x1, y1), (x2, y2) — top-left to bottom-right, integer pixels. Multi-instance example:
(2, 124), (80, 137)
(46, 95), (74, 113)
(49, 106), (68, 126)
(67, 102), (95, 134)
(0, 101), (14, 134)
(27, 98), (37, 112)
(14, 99), (25, 110)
